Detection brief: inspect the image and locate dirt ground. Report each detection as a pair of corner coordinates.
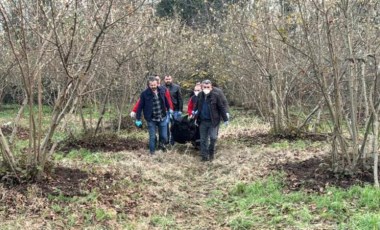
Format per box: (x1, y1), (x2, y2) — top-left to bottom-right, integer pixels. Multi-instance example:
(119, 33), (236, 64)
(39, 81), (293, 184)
(0, 127), (376, 229)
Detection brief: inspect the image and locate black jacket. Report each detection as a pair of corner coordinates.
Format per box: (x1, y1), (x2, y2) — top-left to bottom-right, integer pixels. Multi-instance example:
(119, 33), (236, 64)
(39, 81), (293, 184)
(196, 90), (228, 127)
(166, 83), (183, 112)
(213, 87), (229, 112)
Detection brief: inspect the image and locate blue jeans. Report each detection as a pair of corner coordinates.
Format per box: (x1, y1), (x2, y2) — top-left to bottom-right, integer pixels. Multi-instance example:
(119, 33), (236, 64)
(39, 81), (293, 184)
(199, 120), (218, 158)
(147, 118), (168, 154)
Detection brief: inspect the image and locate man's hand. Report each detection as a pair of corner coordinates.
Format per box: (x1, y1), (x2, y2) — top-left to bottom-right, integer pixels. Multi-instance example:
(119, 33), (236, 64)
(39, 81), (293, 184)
(226, 113), (230, 119)
(135, 120), (142, 128)
(168, 109), (174, 120)
(224, 121), (229, 126)
(174, 111), (182, 120)
(190, 110), (197, 119)
(130, 111), (136, 118)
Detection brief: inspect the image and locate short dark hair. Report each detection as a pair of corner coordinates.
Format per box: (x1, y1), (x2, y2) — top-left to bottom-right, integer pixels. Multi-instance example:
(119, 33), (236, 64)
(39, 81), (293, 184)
(147, 76), (157, 86)
(202, 79), (212, 85)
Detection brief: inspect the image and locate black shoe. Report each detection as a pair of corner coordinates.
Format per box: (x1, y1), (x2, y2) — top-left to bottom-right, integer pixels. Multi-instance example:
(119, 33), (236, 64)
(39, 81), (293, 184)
(159, 144), (167, 152)
(201, 156), (209, 162)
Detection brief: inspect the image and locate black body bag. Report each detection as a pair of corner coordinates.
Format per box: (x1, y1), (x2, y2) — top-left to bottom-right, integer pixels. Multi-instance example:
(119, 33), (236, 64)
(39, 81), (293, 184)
(170, 116), (199, 144)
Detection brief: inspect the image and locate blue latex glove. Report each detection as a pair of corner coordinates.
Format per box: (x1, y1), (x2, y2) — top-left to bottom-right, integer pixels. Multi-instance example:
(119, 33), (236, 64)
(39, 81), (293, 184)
(192, 110), (198, 116)
(174, 111), (182, 121)
(168, 109), (174, 120)
(135, 120), (142, 128)
(226, 113), (230, 119)
(224, 121), (229, 126)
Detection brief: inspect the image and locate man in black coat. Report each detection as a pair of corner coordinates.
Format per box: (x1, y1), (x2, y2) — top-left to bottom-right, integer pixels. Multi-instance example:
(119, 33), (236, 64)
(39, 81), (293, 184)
(195, 79), (229, 161)
(164, 75), (183, 145)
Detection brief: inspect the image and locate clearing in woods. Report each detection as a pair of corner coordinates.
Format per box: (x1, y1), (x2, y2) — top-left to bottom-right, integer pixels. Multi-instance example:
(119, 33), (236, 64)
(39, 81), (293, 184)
(0, 114), (375, 229)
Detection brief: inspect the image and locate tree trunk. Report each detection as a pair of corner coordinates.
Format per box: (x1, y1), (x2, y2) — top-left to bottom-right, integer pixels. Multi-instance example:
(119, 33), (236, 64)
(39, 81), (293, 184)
(0, 128), (18, 178)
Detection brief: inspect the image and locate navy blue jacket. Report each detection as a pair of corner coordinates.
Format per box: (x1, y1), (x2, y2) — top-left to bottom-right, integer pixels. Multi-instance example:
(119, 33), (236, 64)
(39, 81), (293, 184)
(136, 86), (171, 122)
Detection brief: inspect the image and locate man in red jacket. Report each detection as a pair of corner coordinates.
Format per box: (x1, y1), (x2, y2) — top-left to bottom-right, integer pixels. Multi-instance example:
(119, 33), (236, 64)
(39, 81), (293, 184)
(188, 83), (202, 117)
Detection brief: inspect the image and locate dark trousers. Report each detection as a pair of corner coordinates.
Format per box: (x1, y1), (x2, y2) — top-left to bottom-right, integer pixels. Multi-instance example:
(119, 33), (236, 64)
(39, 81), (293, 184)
(199, 120), (218, 159)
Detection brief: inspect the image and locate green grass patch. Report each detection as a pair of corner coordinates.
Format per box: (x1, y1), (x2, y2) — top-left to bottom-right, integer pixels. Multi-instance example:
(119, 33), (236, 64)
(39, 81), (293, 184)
(150, 215), (176, 229)
(341, 213), (380, 230)
(54, 148), (111, 164)
(209, 174), (380, 229)
(0, 104), (19, 120)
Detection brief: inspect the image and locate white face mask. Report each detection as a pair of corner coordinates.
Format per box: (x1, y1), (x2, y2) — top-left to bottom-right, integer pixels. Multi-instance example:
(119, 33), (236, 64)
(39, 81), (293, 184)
(194, 91), (200, 96)
(203, 89), (211, 95)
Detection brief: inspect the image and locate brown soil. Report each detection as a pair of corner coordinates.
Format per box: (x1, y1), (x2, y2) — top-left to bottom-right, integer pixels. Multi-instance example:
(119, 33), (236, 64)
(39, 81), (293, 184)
(109, 116), (138, 132)
(58, 132), (146, 153)
(1, 166), (141, 218)
(224, 131), (374, 193)
(1, 125), (29, 140)
(270, 156), (374, 193)
(228, 131), (328, 146)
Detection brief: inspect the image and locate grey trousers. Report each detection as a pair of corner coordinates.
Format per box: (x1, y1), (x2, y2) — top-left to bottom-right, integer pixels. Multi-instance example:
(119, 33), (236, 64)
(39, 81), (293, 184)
(199, 120), (219, 158)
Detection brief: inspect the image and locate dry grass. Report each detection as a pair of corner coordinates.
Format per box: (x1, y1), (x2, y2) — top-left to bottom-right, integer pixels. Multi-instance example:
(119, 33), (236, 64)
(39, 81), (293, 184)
(0, 115), (334, 229)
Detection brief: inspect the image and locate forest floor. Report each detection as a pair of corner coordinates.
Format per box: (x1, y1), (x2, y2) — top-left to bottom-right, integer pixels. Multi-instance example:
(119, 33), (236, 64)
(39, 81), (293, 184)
(0, 114), (377, 229)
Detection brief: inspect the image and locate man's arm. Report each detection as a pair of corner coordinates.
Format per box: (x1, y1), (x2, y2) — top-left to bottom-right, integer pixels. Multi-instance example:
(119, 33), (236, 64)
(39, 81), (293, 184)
(177, 85), (183, 112)
(136, 94), (144, 120)
(165, 89), (174, 110)
(132, 98), (141, 113)
(130, 98), (141, 118)
(214, 87), (229, 112)
(219, 90), (229, 113)
(217, 94), (228, 122)
(187, 97), (194, 116)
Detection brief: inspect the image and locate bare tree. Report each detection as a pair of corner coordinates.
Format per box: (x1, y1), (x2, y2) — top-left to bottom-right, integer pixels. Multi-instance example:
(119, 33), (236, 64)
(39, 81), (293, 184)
(0, 0), (146, 180)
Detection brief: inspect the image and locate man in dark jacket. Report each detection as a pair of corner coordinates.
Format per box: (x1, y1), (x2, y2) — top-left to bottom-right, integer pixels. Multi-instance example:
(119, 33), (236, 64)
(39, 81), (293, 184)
(164, 75), (183, 145)
(195, 79), (229, 161)
(136, 76), (172, 154)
